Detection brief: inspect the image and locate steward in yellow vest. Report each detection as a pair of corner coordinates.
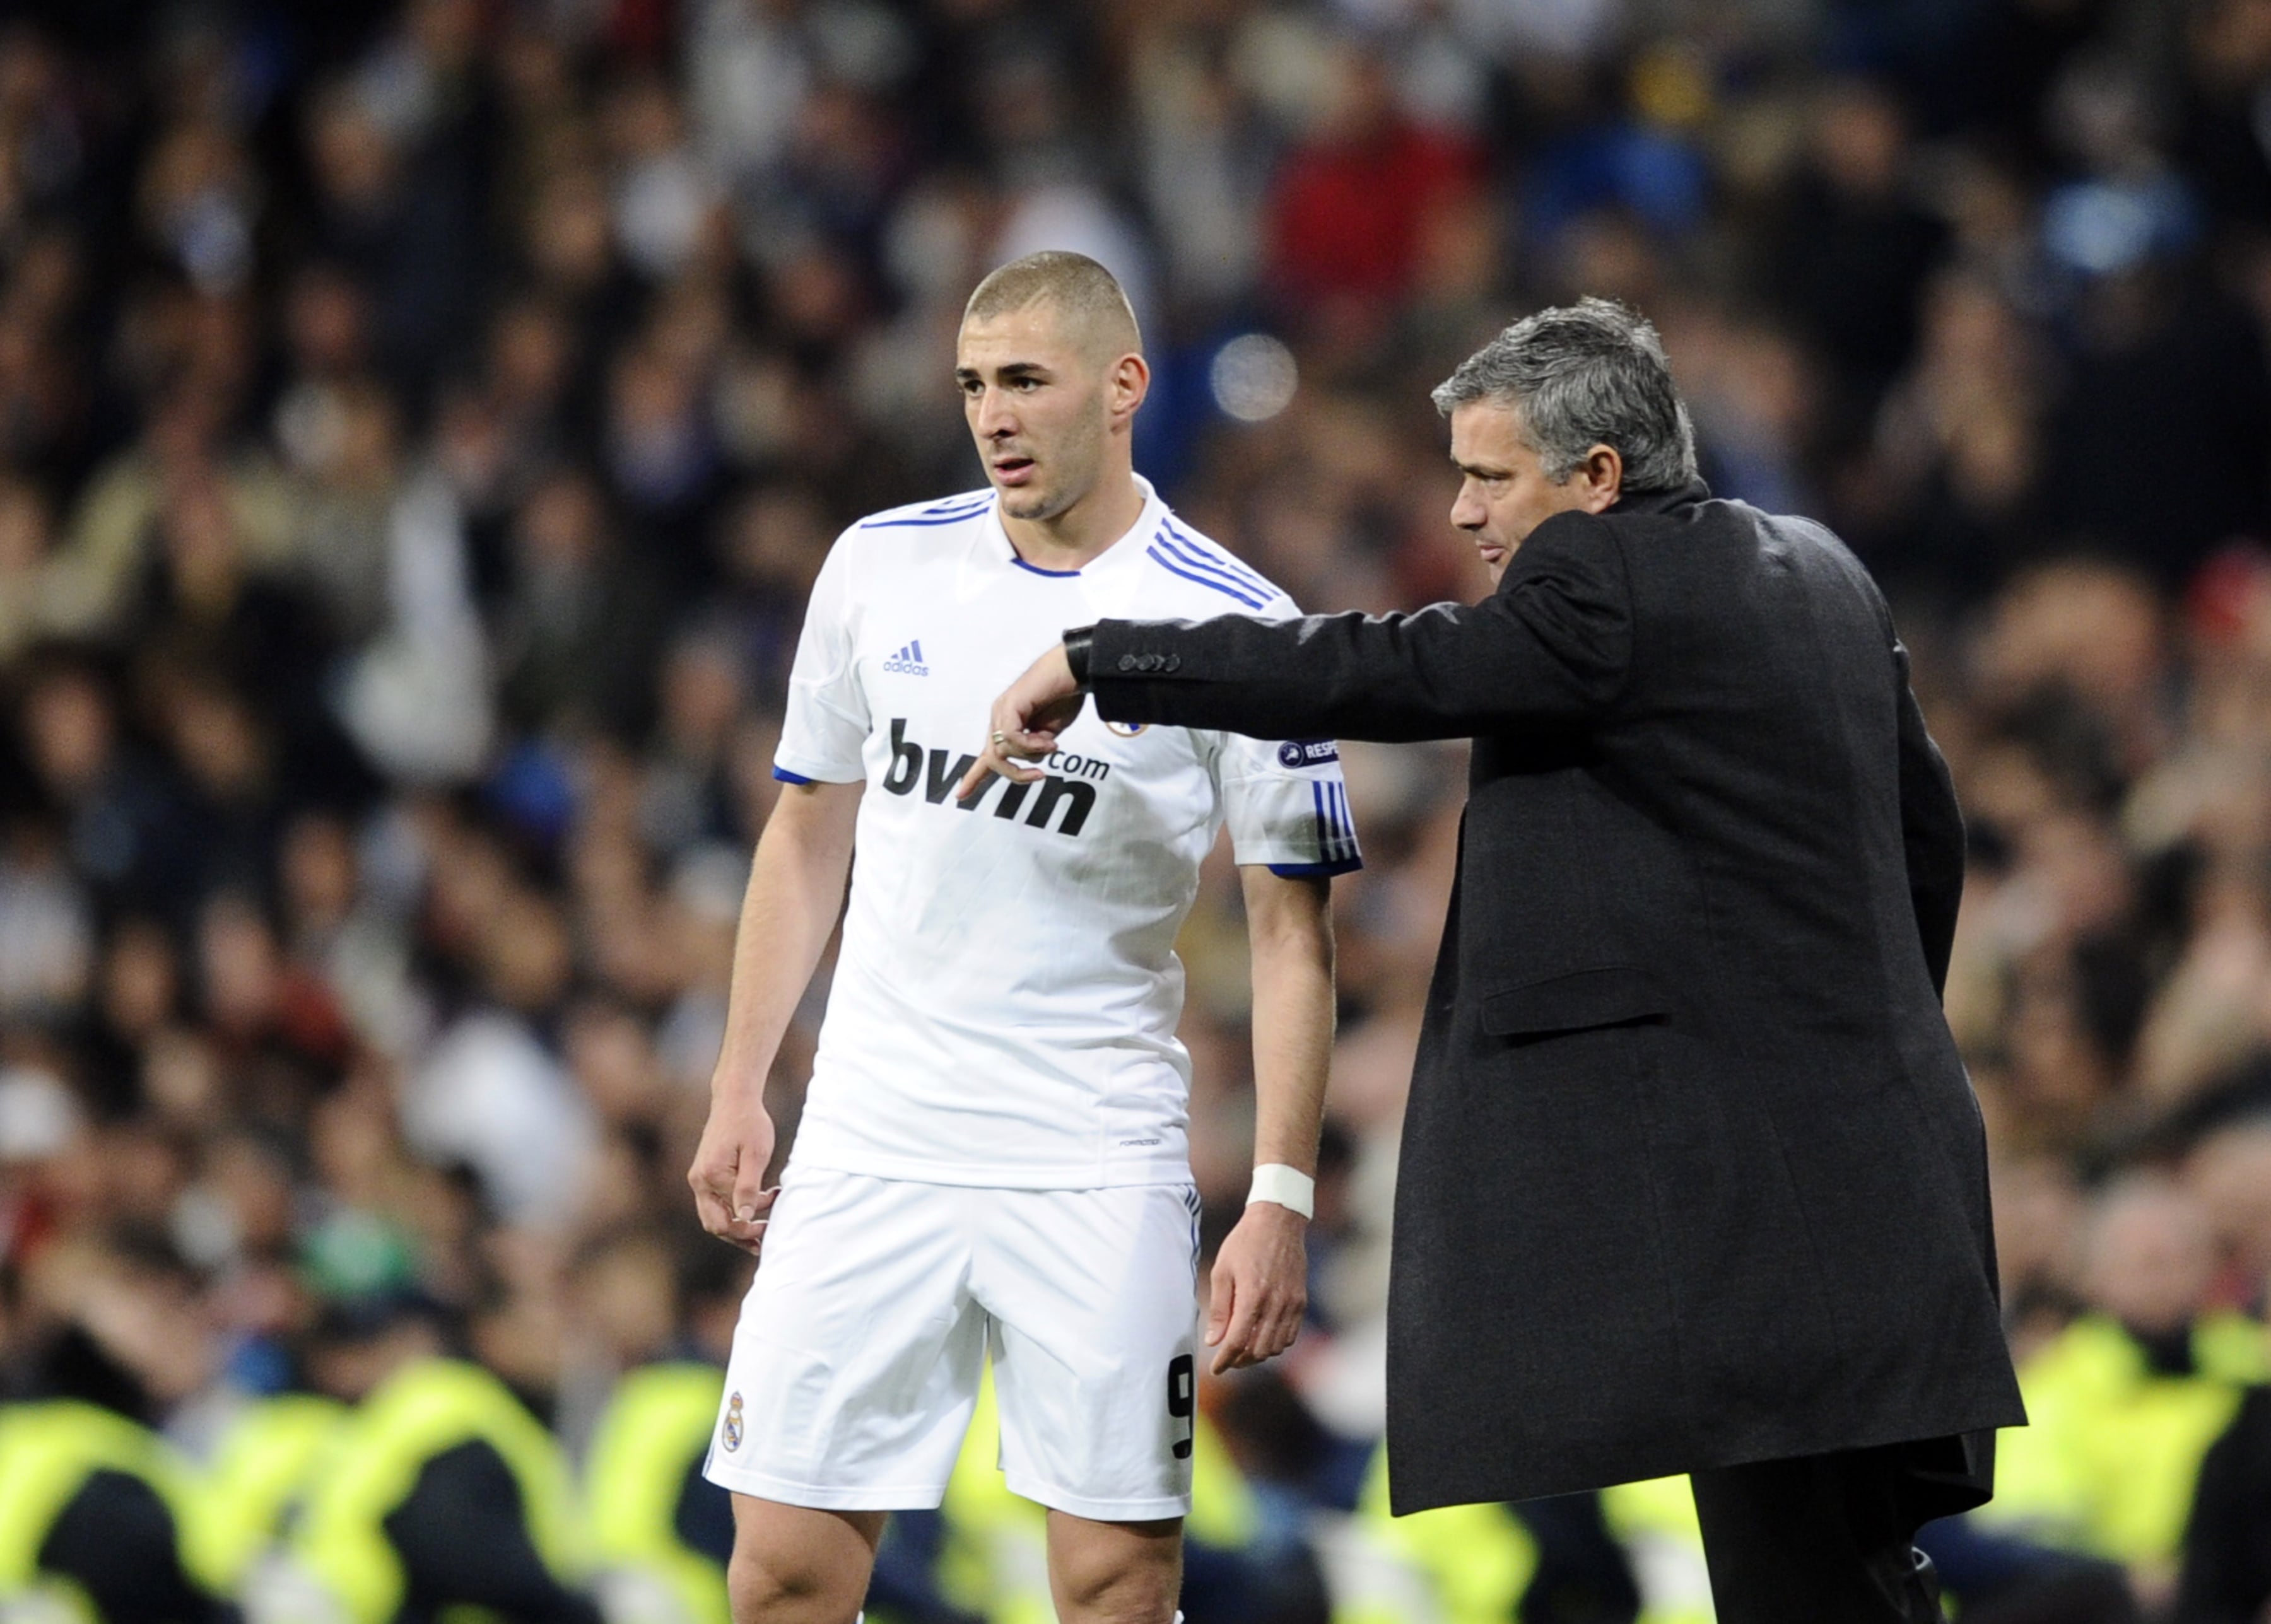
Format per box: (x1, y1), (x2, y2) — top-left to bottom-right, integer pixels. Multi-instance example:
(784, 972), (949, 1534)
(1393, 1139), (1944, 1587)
(0, 1396), (235, 1623)
(283, 1294), (597, 1624)
(586, 1362), (731, 1624)
(1334, 1444), (1664, 1624)
(1978, 1311), (2268, 1567)
(1977, 1173), (2269, 1588)
(199, 1392), (349, 1592)
(572, 1224), (743, 1624)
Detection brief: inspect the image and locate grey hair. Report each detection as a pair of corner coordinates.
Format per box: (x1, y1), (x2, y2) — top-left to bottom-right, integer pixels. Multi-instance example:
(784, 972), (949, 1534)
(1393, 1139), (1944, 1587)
(1431, 298), (1698, 493)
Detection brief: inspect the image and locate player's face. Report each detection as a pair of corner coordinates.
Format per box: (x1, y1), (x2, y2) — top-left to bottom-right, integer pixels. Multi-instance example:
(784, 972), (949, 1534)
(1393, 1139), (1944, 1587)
(1447, 400), (1600, 584)
(956, 307), (1117, 524)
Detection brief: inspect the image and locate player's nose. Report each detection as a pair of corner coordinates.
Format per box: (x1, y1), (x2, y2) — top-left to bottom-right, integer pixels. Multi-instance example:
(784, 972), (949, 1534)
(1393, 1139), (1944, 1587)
(974, 388), (1018, 436)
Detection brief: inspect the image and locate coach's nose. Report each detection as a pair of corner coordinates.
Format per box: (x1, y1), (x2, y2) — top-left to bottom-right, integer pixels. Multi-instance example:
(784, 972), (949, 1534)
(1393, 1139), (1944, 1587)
(1450, 475), (1488, 532)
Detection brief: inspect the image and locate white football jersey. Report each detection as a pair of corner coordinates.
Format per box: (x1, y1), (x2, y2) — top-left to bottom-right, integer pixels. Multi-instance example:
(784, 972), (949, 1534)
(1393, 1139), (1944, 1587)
(775, 476), (1361, 1189)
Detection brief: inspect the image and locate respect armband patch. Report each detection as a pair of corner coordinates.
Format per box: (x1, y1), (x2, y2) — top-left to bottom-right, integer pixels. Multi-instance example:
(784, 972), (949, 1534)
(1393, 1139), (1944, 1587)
(1276, 739), (1341, 769)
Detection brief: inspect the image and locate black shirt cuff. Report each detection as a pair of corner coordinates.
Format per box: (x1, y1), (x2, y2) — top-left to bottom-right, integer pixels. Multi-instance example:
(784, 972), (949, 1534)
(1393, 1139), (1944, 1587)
(1064, 625), (1094, 690)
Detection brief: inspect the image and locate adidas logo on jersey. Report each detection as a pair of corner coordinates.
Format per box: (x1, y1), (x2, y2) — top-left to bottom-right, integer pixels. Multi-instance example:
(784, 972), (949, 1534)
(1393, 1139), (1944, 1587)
(883, 718), (1103, 837)
(881, 641), (929, 676)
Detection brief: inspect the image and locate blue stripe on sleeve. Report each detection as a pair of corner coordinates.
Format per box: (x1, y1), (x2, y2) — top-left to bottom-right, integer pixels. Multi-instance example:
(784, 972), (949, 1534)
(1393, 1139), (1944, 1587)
(1151, 529), (1275, 604)
(1146, 546), (1269, 608)
(773, 767), (817, 785)
(1161, 517), (1273, 595)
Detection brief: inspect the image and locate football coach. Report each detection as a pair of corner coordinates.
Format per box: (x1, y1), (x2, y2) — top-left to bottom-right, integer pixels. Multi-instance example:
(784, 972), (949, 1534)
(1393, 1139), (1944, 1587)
(963, 298), (2026, 1623)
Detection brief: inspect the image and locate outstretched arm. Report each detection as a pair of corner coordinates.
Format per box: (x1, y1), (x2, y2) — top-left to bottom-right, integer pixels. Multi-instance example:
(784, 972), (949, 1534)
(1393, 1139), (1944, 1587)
(687, 778), (862, 1254)
(1206, 867), (1335, 1374)
(959, 513), (1632, 792)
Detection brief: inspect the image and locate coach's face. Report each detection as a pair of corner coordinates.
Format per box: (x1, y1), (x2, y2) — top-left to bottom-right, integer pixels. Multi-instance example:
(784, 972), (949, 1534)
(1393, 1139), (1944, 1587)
(1448, 399), (1621, 585)
(957, 304), (1144, 525)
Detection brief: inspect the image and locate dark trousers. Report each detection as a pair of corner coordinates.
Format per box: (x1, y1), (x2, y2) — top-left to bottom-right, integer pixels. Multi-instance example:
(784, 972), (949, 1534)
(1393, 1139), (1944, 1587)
(1689, 1445), (1943, 1623)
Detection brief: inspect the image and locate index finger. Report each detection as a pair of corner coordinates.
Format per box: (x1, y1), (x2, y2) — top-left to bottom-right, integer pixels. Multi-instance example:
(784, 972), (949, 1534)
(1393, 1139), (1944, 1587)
(956, 754), (1004, 801)
(1211, 1287), (1264, 1376)
(958, 735), (1051, 799)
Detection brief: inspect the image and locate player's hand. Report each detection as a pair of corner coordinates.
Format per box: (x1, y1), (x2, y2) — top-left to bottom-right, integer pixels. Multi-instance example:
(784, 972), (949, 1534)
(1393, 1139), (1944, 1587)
(959, 643), (1087, 798)
(688, 1092), (779, 1257)
(1206, 1201), (1308, 1374)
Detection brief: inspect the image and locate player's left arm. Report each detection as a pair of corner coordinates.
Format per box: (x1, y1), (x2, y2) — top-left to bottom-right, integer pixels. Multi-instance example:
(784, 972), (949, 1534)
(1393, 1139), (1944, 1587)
(1206, 865), (1334, 1374)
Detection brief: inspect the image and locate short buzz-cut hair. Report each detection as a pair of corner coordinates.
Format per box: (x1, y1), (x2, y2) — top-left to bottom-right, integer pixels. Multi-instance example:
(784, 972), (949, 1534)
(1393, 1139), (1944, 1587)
(963, 250), (1142, 358)
(1432, 297), (1698, 493)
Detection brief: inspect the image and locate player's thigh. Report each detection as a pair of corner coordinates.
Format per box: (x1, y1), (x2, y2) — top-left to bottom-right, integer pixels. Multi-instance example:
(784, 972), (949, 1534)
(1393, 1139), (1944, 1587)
(1045, 1507), (1183, 1623)
(978, 1183), (1201, 1519)
(727, 1493), (884, 1618)
(707, 1170), (985, 1509)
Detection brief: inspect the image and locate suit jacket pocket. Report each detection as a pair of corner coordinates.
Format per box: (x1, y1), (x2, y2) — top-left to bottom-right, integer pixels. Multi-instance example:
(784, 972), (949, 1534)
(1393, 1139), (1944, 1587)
(1480, 965), (1666, 1037)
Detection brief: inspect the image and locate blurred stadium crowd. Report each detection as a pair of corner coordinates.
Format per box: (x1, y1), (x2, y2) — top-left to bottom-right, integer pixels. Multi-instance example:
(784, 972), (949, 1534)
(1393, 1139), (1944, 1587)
(4, 0), (2271, 1620)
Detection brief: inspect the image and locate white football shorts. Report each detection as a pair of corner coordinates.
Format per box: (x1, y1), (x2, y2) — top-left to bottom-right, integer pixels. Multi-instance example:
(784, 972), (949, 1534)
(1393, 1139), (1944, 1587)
(704, 1165), (1204, 1520)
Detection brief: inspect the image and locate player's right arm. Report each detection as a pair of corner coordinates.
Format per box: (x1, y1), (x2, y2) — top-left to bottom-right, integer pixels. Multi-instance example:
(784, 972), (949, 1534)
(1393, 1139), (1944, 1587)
(689, 528), (871, 1256)
(688, 777), (862, 1255)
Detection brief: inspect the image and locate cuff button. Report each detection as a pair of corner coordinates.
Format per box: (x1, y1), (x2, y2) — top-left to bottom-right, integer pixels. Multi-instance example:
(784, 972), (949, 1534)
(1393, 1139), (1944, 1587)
(1117, 654), (1138, 672)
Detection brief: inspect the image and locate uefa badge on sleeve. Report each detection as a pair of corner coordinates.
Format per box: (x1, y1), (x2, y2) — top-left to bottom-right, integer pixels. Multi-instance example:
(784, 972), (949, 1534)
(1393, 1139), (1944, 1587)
(724, 1392), (745, 1451)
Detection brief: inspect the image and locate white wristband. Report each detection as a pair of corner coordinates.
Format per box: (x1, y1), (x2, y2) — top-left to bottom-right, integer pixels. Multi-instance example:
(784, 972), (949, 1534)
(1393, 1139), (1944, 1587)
(1247, 1163), (1315, 1219)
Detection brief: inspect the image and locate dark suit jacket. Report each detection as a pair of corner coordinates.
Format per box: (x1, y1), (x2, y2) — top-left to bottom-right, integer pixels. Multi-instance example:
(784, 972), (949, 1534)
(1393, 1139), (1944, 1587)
(1088, 481), (2027, 1515)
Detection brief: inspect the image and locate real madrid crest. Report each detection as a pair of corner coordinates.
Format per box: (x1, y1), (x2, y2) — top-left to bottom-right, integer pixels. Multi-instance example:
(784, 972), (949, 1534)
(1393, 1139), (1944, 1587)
(1105, 720), (1147, 737)
(724, 1391), (745, 1451)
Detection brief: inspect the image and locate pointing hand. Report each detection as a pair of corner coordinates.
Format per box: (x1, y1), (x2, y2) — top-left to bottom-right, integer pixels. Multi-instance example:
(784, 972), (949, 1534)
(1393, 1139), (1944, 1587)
(960, 642), (1088, 800)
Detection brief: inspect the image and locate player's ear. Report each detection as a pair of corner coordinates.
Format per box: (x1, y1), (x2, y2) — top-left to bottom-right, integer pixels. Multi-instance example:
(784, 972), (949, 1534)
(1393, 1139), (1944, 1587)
(1108, 351), (1150, 426)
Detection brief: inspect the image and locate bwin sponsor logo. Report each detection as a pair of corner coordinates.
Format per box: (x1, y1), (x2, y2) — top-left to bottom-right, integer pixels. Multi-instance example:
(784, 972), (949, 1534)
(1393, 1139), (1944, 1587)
(883, 718), (1098, 836)
(882, 640), (929, 675)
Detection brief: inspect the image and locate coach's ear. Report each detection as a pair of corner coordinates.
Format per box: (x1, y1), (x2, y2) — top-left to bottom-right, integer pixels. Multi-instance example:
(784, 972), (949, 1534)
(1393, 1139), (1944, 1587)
(1108, 352), (1150, 428)
(1573, 443), (1623, 513)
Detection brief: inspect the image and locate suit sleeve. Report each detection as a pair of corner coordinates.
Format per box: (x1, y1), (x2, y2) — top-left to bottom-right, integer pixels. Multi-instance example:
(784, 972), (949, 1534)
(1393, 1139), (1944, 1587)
(1895, 638), (1964, 998)
(1089, 511), (1632, 744)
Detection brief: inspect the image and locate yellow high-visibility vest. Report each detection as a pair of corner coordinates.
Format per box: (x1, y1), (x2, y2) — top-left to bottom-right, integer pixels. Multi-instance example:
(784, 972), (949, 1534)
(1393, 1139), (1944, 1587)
(0, 1399), (228, 1618)
(1600, 1476), (1714, 1624)
(202, 1393), (351, 1589)
(1976, 1312), (2268, 1564)
(587, 1363), (730, 1624)
(292, 1359), (587, 1624)
(937, 1365), (1258, 1624)
(1331, 1446), (1537, 1624)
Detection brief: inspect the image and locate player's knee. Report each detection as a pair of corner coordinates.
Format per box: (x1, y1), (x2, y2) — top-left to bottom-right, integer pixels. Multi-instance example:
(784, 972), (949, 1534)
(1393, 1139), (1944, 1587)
(1057, 1573), (1180, 1624)
(725, 1539), (864, 1624)
(1052, 1531), (1182, 1624)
